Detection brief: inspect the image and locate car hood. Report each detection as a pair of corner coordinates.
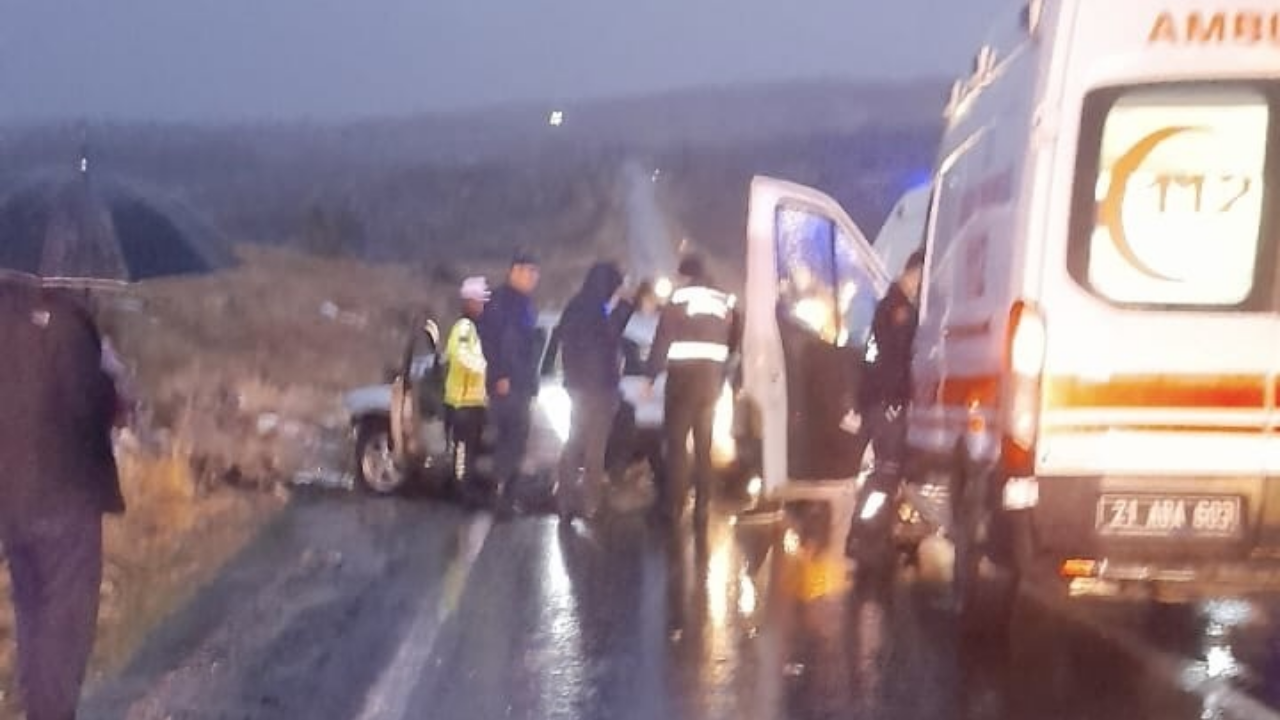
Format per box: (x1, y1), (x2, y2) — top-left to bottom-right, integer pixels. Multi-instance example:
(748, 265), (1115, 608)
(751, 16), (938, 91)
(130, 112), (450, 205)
(344, 384), (392, 416)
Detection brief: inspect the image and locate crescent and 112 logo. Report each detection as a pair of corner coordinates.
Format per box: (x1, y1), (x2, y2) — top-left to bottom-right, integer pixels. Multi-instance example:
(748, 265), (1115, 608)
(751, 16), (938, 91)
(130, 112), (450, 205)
(1089, 94), (1266, 306)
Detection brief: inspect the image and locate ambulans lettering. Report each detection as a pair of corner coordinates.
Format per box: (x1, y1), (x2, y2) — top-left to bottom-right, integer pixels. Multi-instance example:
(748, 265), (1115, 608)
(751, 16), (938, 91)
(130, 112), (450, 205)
(1149, 10), (1280, 45)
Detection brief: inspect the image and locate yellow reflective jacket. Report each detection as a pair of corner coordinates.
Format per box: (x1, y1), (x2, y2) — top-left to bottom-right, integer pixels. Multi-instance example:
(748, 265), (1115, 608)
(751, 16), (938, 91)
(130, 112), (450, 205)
(444, 317), (487, 408)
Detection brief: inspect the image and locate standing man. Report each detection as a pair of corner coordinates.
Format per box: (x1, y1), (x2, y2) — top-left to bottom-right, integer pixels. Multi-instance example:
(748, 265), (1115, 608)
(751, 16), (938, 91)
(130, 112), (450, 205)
(478, 252), (541, 514)
(444, 277), (490, 497)
(552, 261), (631, 521)
(646, 254), (740, 528)
(845, 248), (925, 567)
(0, 276), (125, 720)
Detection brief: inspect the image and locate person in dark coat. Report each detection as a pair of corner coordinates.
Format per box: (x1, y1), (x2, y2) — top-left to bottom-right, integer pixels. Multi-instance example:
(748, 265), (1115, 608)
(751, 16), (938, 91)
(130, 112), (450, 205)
(551, 262), (633, 521)
(845, 247), (925, 562)
(0, 276), (125, 720)
(477, 252), (541, 511)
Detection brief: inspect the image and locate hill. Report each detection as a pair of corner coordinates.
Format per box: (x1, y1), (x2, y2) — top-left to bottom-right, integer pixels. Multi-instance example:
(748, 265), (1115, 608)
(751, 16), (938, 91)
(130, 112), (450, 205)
(0, 79), (947, 297)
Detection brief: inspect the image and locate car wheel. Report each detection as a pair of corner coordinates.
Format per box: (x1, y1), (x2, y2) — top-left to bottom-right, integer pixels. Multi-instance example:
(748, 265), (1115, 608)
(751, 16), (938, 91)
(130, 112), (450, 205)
(355, 417), (407, 495)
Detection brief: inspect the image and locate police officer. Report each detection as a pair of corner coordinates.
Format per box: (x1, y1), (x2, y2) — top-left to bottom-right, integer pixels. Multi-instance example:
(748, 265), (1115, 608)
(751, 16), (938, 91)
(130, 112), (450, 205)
(646, 254), (740, 527)
(444, 277), (490, 494)
(845, 248), (925, 568)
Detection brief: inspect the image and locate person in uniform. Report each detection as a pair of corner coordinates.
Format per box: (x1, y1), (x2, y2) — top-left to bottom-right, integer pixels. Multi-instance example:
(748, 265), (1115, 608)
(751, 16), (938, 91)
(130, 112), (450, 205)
(646, 254), (740, 527)
(444, 277), (490, 496)
(845, 247), (925, 564)
(0, 276), (125, 720)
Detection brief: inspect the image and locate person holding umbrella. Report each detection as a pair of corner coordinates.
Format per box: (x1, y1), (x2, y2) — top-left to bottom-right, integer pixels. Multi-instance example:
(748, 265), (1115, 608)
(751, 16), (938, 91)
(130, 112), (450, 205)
(0, 185), (213, 718)
(0, 274), (125, 720)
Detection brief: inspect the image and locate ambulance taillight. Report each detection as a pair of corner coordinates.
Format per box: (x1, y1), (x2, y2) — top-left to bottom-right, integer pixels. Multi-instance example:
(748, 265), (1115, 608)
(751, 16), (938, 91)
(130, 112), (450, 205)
(1003, 301), (1046, 477)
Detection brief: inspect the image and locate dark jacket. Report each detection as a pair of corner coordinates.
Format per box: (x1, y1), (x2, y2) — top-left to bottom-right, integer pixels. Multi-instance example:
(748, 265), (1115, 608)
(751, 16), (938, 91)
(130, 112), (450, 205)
(0, 279), (123, 524)
(859, 282), (918, 408)
(553, 263), (631, 394)
(478, 282), (540, 398)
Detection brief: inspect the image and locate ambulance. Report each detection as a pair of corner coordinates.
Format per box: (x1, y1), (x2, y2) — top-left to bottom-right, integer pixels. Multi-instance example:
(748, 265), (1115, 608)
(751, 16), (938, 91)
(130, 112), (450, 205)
(742, 0), (1280, 627)
(874, 183), (932, 279)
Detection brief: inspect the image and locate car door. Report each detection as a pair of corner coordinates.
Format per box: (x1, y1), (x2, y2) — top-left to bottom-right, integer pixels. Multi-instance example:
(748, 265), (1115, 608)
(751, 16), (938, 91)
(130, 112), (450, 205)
(392, 319), (442, 461)
(743, 176), (891, 497)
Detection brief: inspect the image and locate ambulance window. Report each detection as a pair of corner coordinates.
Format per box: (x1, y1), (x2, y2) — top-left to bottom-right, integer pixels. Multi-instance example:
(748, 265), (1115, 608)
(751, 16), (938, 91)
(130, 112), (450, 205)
(1069, 86), (1273, 309)
(775, 205), (840, 344)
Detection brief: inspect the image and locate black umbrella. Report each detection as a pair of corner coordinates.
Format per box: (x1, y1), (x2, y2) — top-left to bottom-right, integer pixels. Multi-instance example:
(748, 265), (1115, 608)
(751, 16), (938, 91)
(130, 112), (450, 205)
(0, 175), (221, 285)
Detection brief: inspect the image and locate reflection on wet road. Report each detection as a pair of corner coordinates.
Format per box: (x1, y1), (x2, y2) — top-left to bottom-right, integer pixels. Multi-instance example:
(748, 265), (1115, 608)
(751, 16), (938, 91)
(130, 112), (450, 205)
(85, 493), (1280, 720)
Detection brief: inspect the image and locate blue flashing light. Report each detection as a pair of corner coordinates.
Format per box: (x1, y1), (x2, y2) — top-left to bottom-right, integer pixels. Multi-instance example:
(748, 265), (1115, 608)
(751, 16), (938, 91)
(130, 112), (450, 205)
(903, 168), (933, 192)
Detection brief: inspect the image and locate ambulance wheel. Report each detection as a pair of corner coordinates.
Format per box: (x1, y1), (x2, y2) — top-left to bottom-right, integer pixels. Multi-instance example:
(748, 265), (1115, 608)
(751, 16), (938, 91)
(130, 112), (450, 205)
(952, 457), (1015, 643)
(355, 417), (408, 495)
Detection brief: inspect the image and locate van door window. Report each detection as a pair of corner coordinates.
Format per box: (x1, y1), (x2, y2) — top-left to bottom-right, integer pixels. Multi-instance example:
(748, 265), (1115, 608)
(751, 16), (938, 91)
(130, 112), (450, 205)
(773, 204), (869, 479)
(836, 227), (881, 350)
(1069, 86), (1275, 310)
(775, 205), (840, 344)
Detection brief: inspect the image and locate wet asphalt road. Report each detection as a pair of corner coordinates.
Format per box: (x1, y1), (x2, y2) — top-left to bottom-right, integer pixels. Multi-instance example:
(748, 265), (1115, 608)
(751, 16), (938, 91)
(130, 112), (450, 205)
(83, 490), (1280, 720)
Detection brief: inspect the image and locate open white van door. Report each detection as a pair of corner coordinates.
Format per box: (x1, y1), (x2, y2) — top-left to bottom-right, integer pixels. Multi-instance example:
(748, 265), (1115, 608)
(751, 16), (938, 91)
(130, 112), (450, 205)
(741, 176), (891, 503)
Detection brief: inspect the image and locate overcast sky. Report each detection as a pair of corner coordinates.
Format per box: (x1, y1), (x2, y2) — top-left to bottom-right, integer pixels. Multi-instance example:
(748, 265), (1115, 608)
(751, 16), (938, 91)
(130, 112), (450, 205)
(0, 0), (1011, 123)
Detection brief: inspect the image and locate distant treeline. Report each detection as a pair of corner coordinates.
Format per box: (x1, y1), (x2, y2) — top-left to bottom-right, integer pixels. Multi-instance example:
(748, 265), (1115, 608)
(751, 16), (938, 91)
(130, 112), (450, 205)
(0, 81), (945, 274)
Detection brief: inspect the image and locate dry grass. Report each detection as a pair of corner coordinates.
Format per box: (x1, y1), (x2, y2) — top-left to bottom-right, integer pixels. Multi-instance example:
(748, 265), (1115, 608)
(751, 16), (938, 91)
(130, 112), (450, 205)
(0, 245), (509, 717)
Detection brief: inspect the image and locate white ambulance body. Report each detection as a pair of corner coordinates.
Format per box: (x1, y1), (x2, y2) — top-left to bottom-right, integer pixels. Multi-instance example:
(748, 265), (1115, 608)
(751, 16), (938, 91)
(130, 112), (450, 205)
(873, 184), (931, 278)
(743, 0), (1280, 601)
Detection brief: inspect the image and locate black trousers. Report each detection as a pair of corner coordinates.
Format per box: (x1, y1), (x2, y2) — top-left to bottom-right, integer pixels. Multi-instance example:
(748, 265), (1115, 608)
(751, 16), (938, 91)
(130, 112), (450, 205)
(858, 402), (909, 489)
(487, 393), (532, 488)
(1, 505), (103, 720)
(846, 403), (910, 549)
(661, 364), (723, 522)
(606, 402), (664, 487)
(445, 405), (486, 484)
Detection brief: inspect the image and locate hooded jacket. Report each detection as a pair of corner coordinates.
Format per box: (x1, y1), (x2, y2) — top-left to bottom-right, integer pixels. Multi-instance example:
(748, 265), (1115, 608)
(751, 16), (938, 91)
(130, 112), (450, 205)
(553, 262), (632, 394)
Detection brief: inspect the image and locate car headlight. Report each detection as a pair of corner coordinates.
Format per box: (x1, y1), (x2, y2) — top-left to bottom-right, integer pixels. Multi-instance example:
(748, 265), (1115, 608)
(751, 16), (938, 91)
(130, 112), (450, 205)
(654, 276), (673, 301)
(537, 385), (572, 443)
(711, 382), (736, 466)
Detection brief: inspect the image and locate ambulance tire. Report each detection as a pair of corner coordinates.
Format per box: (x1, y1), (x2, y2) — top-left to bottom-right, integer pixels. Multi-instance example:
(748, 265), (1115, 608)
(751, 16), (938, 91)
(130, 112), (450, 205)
(952, 456), (1015, 645)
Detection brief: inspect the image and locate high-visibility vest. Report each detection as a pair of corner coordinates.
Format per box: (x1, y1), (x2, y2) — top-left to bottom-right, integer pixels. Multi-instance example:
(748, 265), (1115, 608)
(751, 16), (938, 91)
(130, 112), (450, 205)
(444, 317), (487, 408)
(650, 284), (739, 373)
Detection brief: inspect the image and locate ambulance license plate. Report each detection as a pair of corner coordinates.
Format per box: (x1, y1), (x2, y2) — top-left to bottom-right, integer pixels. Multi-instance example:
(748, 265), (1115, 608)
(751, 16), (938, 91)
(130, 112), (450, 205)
(1095, 495), (1241, 538)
